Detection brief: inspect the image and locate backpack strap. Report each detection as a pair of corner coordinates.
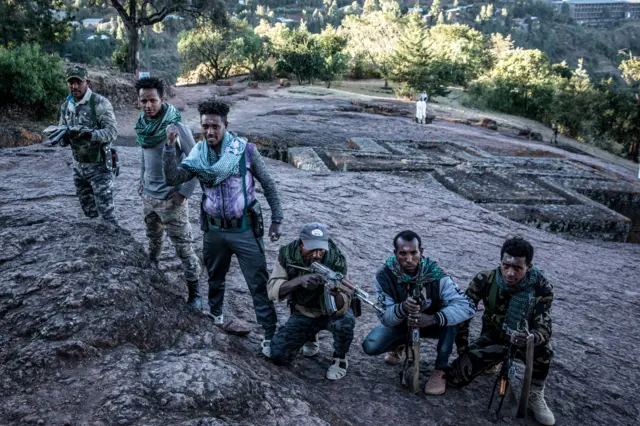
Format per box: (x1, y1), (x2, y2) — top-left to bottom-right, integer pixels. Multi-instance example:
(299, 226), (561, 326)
(89, 93), (97, 128)
(239, 149), (248, 229)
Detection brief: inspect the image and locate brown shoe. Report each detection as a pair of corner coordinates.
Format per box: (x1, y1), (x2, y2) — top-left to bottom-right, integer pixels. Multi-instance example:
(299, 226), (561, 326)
(424, 370), (447, 395)
(484, 362), (502, 375)
(384, 345), (405, 365)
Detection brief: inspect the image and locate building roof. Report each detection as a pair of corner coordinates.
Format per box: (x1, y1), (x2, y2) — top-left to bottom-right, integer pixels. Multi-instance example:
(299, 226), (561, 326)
(564, 0), (638, 4)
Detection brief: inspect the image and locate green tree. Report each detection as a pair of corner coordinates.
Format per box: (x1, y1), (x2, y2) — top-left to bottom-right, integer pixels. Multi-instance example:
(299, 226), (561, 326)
(470, 48), (556, 119)
(96, 0), (227, 72)
(273, 25), (323, 84)
(620, 56), (640, 86)
(178, 19), (244, 81)
(428, 24), (488, 86)
(0, 44), (66, 117)
(0, 0), (73, 49)
(235, 27), (271, 81)
(316, 25), (349, 87)
(429, 0), (442, 18)
(363, 0), (380, 14)
(390, 12), (450, 97)
(342, 6), (401, 87)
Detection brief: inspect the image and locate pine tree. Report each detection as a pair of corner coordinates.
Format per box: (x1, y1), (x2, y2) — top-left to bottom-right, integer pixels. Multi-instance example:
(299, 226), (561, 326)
(390, 12), (449, 97)
(363, 0), (380, 14)
(437, 10), (445, 24)
(429, 0), (442, 17)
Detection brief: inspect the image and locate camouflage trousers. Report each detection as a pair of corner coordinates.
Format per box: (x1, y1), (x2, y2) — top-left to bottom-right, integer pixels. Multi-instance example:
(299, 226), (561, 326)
(142, 194), (200, 282)
(448, 333), (553, 387)
(270, 309), (356, 363)
(72, 164), (117, 225)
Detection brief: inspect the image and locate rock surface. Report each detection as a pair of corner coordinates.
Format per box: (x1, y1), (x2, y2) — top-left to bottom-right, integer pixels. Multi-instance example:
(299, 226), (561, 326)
(1, 83), (640, 425)
(1, 141), (639, 425)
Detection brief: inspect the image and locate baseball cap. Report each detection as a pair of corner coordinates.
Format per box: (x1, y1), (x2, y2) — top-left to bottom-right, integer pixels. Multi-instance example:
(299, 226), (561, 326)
(66, 65), (89, 82)
(299, 223), (329, 251)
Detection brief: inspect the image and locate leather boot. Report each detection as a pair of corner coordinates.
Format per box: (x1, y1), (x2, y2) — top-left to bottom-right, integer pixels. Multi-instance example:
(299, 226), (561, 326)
(187, 280), (202, 310)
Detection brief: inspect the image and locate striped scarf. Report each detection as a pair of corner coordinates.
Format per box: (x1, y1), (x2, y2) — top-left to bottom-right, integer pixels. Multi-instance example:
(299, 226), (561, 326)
(496, 266), (541, 332)
(134, 104), (182, 148)
(180, 132), (247, 186)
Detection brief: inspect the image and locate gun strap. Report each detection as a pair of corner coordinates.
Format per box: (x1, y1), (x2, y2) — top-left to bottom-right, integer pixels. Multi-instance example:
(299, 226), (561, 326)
(89, 93), (97, 128)
(239, 148), (247, 230)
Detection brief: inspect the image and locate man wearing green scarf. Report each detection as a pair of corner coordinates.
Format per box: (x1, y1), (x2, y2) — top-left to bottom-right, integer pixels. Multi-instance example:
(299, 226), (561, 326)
(362, 230), (476, 395)
(134, 77), (200, 307)
(266, 223), (355, 380)
(448, 237), (555, 426)
(163, 99), (283, 354)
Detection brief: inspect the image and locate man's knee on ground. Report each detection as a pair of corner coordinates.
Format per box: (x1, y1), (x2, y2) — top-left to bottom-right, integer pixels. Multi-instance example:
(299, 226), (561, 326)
(268, 341), (291, 365)
(362, 335), (384, 356)
(334, 311), (356, 329)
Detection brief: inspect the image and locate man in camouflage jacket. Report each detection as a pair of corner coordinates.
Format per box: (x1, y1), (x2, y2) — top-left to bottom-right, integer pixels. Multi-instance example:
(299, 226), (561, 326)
(449, 237), (555, 426)
(58, 65), (118, 224)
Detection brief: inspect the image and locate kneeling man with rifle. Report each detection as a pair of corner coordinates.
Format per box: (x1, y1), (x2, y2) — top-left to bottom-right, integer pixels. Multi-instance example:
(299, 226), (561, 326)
(362, 230), (476, 395)
(448, 237), (555, 425)
(267, 223), (368, 380)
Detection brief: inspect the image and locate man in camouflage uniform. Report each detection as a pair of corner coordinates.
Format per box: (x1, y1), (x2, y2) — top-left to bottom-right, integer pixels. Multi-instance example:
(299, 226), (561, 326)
(134, 77), (201, 307)
(58, 65), (118, 225)
(448, 237), (555, 425)
(266, 223), (355, 380)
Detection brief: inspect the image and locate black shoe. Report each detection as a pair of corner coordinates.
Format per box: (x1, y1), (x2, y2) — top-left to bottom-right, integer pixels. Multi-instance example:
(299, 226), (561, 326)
(187, 280), (202, 309)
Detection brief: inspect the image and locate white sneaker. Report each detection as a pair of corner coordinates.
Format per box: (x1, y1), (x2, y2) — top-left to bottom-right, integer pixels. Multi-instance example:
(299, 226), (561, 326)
(528, 384), (556, 425)
(211, 314), (224, 326)
(326, 357), (348, 380)
(302, 341), (320, 357)
(261, 339), (271, 358)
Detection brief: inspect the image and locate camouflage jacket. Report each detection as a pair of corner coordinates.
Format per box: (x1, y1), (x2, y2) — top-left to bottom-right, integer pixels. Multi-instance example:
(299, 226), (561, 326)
(456, 268), (553, 354)
(58, 89), (118, 147)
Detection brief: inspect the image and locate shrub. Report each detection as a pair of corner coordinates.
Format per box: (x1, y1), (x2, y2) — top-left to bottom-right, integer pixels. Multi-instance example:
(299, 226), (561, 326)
(0, 44), (66, 117)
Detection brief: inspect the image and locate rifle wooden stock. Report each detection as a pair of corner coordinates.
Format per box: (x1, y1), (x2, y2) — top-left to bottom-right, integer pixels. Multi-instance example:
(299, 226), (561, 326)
(517, 334), (535, 419)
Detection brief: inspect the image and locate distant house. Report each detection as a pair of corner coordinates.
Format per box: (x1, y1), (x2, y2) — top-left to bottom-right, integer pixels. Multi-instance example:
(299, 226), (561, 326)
(276, 17), (295, 23)
(512, 17), (529, 31)
(82, 18), (104, 29)
(408, 7), (424, 13)
(70, 21), (82, 27)
(564, 0), (640, 24)
(50, 10), (67, 21)
(86, 35), (110, 41)
(164, 14), (185, 21)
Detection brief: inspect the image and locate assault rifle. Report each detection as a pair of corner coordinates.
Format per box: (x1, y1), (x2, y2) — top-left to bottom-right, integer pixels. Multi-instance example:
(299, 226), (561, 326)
(287, 262), (384, 315)
(43, 125), (93, 146)
(487, 296), (535, 419)
(401, 282), (424, 394)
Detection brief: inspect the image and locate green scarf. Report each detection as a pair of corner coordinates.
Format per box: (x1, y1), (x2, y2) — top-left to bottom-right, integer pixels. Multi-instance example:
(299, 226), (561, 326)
(495, 266), (541, 332)
(385, 255), (446, 287)
(134, 104), (182, 148)
(279, 238), (347, 308)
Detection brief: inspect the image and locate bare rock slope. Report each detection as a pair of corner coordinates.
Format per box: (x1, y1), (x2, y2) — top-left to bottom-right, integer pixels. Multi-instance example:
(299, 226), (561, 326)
(1, 143), (639, 425)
